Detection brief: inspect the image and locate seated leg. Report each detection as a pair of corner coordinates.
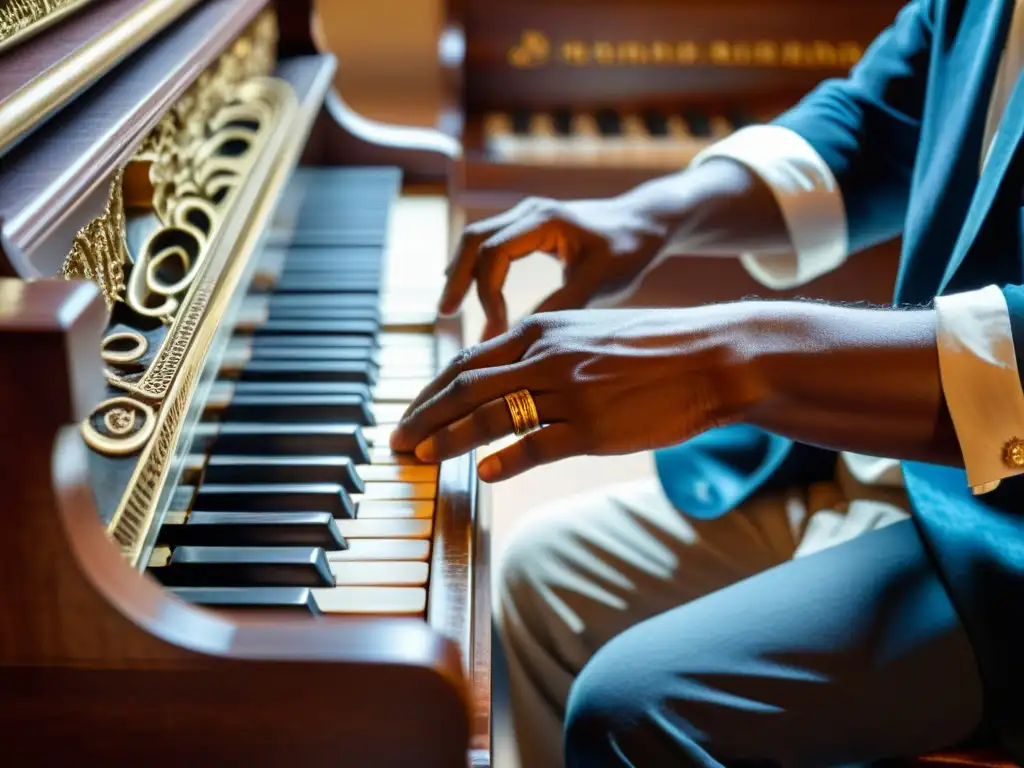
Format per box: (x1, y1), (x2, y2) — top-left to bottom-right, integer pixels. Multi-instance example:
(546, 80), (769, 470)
(563, 519), (985, 767)
(495, 457), (907, 768)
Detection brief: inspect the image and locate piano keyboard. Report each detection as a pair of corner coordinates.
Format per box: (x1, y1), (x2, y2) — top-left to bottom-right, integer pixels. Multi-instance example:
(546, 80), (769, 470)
(147, 167), (450, 619)
(483, 107), (772, 168)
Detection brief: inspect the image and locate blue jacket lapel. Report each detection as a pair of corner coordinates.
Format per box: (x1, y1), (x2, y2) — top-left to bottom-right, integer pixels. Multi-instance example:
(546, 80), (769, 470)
(940, 70), (1024, 292)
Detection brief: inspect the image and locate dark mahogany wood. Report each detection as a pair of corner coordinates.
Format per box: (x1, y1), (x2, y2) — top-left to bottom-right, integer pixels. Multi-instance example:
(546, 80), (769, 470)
(431, 311), (490, 760)
(0, 0), (203, 155)
(276, 0), (458, 185)
(459, 0), (907, 112)
(0, 0), (266, 279)
(300, 90), (459, 185)
(274, 0), (317, 56)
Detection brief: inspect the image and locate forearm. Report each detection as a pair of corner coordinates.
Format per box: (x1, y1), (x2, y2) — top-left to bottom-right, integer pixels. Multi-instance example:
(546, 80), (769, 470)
(736, 301), (961, 466)
(618, 158), (794, 260)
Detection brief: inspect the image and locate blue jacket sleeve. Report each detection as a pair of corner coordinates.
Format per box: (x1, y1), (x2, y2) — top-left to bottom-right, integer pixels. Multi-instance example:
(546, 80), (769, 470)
(773, 0), (935, 253)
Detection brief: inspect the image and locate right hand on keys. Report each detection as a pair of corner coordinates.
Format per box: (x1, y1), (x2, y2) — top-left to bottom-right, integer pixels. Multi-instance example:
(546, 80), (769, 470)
(439, 195), (671, 341)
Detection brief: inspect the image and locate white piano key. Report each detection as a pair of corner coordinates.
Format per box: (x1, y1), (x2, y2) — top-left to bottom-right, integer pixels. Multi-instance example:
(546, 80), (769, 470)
(311, 586), (427, 615)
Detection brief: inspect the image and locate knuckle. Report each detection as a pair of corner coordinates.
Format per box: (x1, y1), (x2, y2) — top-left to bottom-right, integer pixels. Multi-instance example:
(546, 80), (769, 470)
(463, 220), (493, 239)
(449, 370), (479, 397)
(449, 348), (474, 373)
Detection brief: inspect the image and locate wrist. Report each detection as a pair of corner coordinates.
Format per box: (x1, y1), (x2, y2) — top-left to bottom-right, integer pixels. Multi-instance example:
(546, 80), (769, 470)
(679, 301), (789, 426)
(619, 159), (792, 260)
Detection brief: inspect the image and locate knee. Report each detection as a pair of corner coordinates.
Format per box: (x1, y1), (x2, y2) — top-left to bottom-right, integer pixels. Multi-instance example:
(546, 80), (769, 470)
(563, 639), (638, 766)
(563, 632), (706, 768)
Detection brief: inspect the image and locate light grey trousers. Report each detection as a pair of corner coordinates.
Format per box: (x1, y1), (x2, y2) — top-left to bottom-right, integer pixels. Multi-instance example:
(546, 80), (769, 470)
(493, 457), (985, 767)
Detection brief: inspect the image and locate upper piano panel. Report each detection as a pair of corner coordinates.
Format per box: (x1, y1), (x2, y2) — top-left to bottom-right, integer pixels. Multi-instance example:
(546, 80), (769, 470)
(452, 0), (909, 113)
(0, 0), (207, 157)
(0, 0), (271, 278)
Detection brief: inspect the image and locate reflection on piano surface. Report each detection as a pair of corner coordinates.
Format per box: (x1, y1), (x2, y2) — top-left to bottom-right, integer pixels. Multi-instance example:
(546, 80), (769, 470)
(447, 0), (907, 201)
(0, 1), (486, 765)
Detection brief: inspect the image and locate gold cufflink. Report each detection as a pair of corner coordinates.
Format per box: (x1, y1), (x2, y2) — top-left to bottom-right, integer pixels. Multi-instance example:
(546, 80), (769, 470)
(1003, 437), (1024, 468)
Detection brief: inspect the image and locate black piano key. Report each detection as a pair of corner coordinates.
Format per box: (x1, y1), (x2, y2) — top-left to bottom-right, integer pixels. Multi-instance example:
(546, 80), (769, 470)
(265, 293), (381, 309)
(171, 586), (322, 615)
(552, 107), (573, 136)
(267, 304), (381, 322)
(727, 108), (754, 129)
(203, 455), (366, 493)
(683, 109), (712, 137)
(268, 230), (389, 248)
(154, 546), (334, 588)
(249, 334), (377, 350)
(264, 292), (380, 309)
(511, 108), (531, 135)
(595, 108), (621, 136)
(210, 423), (371, 464)
(282, 254), (382, 267)
(239, 359), (378, 386)
(642, 110), (669, 137)
(225, 393), (374, 425)
(279, 264), (382, 278)
(194, 483), (356, 518)
(252, 319), (379, 337)
(158, 511), (347, 549)
(230, 380), (374, 400)
(249, 345), (380, 364)
(272, 277), (381, 293)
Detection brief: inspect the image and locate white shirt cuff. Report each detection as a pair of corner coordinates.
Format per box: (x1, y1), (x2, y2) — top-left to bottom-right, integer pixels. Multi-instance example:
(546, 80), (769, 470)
(669, 125), (849, 290)
(935, 285), (1024, 494)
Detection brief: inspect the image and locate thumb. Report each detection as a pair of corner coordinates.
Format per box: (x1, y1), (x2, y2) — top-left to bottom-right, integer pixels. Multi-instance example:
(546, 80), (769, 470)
(531, 283), (592, 316)
(531, 263), (601, 315)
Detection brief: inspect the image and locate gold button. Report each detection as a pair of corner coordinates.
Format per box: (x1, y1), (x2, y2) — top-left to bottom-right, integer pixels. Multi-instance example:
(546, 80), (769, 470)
(1003, 438), (1024, 468)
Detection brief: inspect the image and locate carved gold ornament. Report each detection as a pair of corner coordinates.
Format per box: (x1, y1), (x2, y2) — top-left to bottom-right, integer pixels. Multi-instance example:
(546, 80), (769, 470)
(59, 9), (301, 564)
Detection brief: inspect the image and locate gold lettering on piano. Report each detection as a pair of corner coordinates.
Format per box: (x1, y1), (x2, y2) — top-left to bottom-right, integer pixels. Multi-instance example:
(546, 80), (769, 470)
(507, 29), (549, 68)
(507, 30), (864, 69)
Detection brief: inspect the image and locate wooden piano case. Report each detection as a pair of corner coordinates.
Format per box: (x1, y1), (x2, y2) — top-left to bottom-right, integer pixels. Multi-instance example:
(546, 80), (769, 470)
(0, 1), (487, 765)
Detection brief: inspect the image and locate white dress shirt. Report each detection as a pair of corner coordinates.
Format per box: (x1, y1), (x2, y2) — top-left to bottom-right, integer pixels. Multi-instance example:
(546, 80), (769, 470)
(662, 0), (1024, 494)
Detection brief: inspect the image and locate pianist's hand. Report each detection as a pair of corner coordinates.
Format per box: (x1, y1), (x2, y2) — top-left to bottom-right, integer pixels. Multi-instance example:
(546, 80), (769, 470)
(439, 196), (670, 341)
(390, 305), (767, 482)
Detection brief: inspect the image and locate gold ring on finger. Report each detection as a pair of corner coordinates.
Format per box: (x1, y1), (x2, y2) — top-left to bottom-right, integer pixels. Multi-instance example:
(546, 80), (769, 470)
(504, 389), (540, 437)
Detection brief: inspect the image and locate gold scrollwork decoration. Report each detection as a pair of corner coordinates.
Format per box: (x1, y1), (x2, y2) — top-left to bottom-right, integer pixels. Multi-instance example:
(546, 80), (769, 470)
(58, 9), (295, 565)
(80, 396), (157, 456)
(101, 330), (148, 366)
(60, 167), (128, 310)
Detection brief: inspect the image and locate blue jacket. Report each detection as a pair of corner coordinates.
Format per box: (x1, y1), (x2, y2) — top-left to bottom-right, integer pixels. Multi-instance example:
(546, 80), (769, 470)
(654, 0), (1024, 756)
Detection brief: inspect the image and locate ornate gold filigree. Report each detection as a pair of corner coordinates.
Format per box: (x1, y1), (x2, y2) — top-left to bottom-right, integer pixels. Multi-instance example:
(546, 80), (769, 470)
(60, 168), (128, 310)
(0, 0), (94, 52)
(110, 76), (300, 565)
(58, 8), (304, 563)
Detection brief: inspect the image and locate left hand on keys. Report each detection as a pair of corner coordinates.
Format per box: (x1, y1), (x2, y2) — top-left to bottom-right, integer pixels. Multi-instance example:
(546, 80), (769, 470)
(389, 307), (769, 482)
